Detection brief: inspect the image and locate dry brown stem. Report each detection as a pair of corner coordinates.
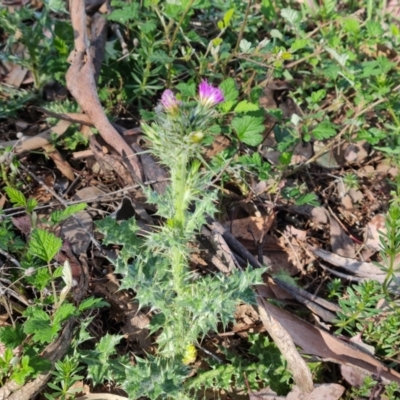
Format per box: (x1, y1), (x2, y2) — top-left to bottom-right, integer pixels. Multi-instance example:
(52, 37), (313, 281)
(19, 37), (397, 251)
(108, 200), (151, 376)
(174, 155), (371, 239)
(66, 0), (143, 183)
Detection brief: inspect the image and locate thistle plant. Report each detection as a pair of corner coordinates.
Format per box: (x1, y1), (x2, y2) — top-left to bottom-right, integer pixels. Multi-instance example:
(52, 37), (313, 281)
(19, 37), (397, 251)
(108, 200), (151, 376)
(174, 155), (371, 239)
(97, 81), (264, 399)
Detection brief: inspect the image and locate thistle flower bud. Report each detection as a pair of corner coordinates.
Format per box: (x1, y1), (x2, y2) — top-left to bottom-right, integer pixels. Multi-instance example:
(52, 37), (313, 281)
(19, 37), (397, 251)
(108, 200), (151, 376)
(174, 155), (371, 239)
(188, 131), (204, 143)
(198, 80), (224, 108)
(161, 89), (180, 114)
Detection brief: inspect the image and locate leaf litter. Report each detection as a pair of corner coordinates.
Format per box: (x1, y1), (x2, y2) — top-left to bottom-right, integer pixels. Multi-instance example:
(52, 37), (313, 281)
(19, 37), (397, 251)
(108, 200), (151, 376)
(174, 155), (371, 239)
(1, 1), (400, 399)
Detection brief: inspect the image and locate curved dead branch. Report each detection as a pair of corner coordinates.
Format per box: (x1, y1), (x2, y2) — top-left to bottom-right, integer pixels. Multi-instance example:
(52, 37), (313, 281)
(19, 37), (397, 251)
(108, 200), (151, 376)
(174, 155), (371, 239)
(66, 0), (143, 184)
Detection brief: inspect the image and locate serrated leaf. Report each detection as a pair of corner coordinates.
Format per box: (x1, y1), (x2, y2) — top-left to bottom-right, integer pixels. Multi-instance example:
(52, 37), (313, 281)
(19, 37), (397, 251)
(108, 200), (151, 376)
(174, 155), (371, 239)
(79, 297), (109, 312)
(107, 3), (139, 23)
(232, 116), (265, 146)
(281, 8), (300, 25)
(50, 203), (87, 225)
(28, 229), (62, 262)
(176, 82), (196, 97)
(290, 38), (308, 52)
(23, 308), (54, 344)
(83, 334), (124, 385)
(310, 89), (326, 104)
(53, 302), (77, 326)
(4, 187), (27, 208)
(239, 39), (252, 52)
(26, 198), (37, 213)
(234, 100), (259, 113)
(295, 192), (320, 206)
(220, 100), (235, 113)
(325, 46), (348, 67)
(11, 356), (34, 385)
(139, 20), (157, 34)
(342, 17), (360, 35)
(219, 78), (238, 102)
(25, 268), (52, 290)
(97, 333), (123, 355)
(312, 121), (337, 140)
(0, 324), (26, 349)
(149, 50), (175, 63)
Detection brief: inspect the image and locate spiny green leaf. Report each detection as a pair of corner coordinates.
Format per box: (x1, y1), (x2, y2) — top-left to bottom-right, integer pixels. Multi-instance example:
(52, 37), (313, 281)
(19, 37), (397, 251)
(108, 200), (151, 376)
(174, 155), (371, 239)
(28, 229), (62, 262)
(82, 334), (124, 386)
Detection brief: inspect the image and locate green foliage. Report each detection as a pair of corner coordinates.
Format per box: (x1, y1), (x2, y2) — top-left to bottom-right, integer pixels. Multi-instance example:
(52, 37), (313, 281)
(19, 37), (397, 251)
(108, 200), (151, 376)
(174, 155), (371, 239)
(123, 355), (189, 400)
(95, 82), (265, 398)
(4, 187), (29, 209)
(238, 152), (271, 180)
(0, 324), (26, 349)
(78, 297), (110, 312)
(0, 218), (25, 252)
(231, 115), (265, 146)
(80, 334), (126, 386)
(50, 203), (87, 225)
(0, 323), (50, 387)
(310, 121), (337, 141)
(45, 356), (85, 400)
(28, 229), (62, 263)
(0, 3), (71, 92)
(23, 303), (77, 344)
(282, 184), (320, 207)
(331, 200), (400, 362)
(5, 0), (400, 397)
(188, 334), (292, 395)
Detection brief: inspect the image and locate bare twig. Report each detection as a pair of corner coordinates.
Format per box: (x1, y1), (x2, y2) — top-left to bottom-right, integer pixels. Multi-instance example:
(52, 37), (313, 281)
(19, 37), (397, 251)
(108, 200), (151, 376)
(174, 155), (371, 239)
(19, 164), (104, 254)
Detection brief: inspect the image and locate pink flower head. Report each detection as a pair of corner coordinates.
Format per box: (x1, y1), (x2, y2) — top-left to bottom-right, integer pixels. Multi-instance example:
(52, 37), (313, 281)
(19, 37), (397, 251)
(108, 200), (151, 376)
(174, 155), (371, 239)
(161, 89), (180, 113)
(198, 80), (224, 108)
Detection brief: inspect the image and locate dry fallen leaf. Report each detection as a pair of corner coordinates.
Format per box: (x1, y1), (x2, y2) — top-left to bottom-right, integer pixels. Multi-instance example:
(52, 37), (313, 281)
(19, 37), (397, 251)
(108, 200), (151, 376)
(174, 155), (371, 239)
(60, 211), (93, 255)
(11, 215), (31, 235)
(122, 308), (151, 350)
(328, 213), (356, 258)
(257, 297), (314, 394)
(4, 63), (28, 87)
(225, 215), (275, 242)
(364, 214), (386, 252)
(311, 246), (400, 293)
(286, 384), (345, 400)
(258, 299), (400, 384)
(341, 364), (370, 388)
(76, 395), (128, 400)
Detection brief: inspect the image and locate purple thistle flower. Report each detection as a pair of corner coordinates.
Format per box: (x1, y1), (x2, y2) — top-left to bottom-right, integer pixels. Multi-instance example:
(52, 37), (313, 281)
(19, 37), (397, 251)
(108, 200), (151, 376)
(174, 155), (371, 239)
(161, 89), (180, 113)
(198, 80), (224, 108)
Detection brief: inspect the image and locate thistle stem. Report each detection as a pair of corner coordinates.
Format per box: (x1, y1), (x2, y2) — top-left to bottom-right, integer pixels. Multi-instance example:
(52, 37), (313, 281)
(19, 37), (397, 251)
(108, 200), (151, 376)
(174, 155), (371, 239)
(170, 151), (189, 296)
